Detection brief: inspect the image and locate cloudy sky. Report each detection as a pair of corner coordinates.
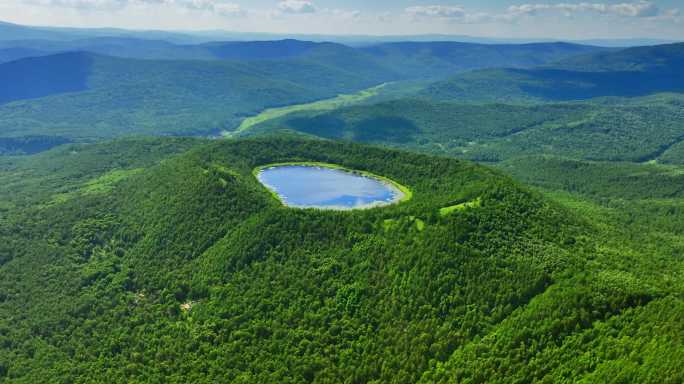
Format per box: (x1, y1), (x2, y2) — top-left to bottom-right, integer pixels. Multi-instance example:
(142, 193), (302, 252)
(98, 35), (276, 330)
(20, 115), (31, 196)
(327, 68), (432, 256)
(1, 0), (682, 39)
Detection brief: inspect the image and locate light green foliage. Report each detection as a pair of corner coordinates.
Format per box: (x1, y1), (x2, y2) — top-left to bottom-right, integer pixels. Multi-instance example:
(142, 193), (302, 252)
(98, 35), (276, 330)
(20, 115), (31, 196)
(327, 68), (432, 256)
(7, 137), (656, 383)
(439, 197), (481, 216)
(229, 83), (387, 136)
(250, 93), (684, 163)
(82, 168), (143, 194)
(1, 39), (683, 383)
(0, 53), (394, 145)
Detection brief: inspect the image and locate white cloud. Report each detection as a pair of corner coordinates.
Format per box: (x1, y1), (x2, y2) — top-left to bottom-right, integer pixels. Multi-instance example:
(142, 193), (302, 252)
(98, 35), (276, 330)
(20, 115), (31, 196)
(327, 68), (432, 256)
(508, 1), (662, 18)
(212, 2), (244, 17)
(22, 0), (246, 16)
(376, 11), (392, 23)
(277, 0), (315, 14)
(405, 2), (678, 25)
(327, 8), (361, 20)
(24, 0), (129, 11)
(5, 0), (681, 36)
(405, 5), (466, 20)
(406, 5), (511, 24)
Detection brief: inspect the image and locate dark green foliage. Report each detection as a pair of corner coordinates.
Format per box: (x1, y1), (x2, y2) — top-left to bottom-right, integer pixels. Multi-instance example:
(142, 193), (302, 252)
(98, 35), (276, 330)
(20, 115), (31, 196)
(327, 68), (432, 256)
(0, 47), (46, 64)
(423, 67), (684, 102)
(554, 42), (684, 72)
(0, 52), (393, 141)
(360, 41), (605, 79)
(6, 137), (671, 383)
(0, 39), (610, 148)
(0, 52), (92, 104)
(1, 137), (681, 382)
(285, 113), (420, 143)
(0, 38), (605, 74)
(0, 135), (71, 155)
(0, 32), (682, 384)
(203, 39), (330, 60)
(421, 43), (684, 102)
(249, 94), (684, 163)
(499, 156), (684, 199)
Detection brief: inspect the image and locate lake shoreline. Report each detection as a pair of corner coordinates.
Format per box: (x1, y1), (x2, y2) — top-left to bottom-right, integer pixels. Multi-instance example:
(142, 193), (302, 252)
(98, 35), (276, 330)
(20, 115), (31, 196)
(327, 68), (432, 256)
(253, 161), (413, 210)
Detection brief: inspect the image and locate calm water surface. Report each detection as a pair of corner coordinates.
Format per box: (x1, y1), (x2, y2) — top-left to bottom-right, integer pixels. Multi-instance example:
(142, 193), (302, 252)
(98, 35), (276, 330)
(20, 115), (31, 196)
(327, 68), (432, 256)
(257, 165), (404, 210)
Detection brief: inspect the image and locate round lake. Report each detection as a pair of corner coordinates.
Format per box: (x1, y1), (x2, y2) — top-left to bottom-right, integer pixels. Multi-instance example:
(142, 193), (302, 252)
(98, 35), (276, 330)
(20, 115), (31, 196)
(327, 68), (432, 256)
(256, 164), (406, 210)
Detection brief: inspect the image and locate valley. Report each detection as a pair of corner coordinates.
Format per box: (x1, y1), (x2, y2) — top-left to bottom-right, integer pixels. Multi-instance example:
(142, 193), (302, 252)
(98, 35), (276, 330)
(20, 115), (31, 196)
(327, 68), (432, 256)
(227, 83), (388, 137)
(0, 18), (682, 384)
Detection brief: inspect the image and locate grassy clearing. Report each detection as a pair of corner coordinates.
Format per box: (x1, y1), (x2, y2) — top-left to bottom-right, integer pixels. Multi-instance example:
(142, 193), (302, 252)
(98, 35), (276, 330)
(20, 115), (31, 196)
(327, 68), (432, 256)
(226, 83), (388, 137)
(414, 217), (425, 231)
(83, 169), (144, 195)
(383, 216), (425, 232)
(440, 197), (482, 216)
(42, 168), (144, 207)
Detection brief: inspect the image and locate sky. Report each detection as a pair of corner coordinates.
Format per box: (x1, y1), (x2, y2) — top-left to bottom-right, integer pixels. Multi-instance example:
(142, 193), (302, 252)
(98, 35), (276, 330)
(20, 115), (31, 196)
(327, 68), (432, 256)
(0, 0), (682, 39)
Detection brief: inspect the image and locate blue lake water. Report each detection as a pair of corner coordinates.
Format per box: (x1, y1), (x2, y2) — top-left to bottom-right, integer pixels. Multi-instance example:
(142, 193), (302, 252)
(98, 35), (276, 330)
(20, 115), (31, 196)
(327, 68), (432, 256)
(257, 165), (404, 210)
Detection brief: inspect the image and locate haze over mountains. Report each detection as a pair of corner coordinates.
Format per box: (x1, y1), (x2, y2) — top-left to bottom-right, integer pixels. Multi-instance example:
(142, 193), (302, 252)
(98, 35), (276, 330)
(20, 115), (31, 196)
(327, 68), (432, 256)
(0, 22), (682, 156)
(0, 27), (613, 152)
(0, 17), (683, 384)
(0, 19), (678, 47)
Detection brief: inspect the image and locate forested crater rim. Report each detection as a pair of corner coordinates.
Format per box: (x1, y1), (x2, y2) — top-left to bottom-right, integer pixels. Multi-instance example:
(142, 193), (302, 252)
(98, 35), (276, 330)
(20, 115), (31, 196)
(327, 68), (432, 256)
(254, 162), (412, 210)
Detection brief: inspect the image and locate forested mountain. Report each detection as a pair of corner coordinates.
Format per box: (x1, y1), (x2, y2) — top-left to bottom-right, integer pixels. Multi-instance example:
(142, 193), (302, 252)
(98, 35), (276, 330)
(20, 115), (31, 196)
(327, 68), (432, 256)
(0, 20), (200, 43)
(0, 47), (47, 63)
(0, 37), (210, 61)
(0, 137), (680, 383)
(0, 20), (78, 41)
(0, 38), (610, 153)
(0, 51), (395, 147)
(420, 43), (684, 102)
(246, 93), (684, 163)
(553, 42), (684, 72)
(0, 38), (328, 62)
(1, 15), (683, 383)
(0, 52), (92, 104)
(0, 37), (605, 71)
(360, 41), (605, 79)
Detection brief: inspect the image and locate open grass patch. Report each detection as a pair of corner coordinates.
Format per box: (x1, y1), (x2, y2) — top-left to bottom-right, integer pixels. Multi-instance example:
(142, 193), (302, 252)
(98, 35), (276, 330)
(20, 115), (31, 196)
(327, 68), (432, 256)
(228, 84), (388, 137)
(440, 197), (482, 216)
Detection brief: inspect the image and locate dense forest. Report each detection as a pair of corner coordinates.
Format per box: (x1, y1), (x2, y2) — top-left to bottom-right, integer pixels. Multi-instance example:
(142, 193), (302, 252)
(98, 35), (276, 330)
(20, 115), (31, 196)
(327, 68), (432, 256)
(420, 43), (684, 103)
(1, 19), (683, 383)
(247, 93), (684, 163)
(0, 39), (604, 149)
(0, 137), (681, 382)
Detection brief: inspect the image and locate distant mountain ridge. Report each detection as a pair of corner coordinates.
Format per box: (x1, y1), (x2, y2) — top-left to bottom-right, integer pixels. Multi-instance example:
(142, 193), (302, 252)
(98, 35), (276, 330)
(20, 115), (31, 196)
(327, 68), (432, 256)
(551, 42), (684, 72)
(421, 42), (684, 102)
(0, 50), (397, 141)
(360, 41), (605, 78)
(0, 51), (93, 104)
(0, 19), (679, 47)
(0, 37), (607, 80)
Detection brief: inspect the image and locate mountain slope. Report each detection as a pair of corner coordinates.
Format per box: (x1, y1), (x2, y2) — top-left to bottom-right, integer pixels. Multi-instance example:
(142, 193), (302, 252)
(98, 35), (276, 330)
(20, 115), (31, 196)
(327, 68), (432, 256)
(0, 52), (92, 104)
(0, 51), (395, 144)
(245, 94), (684, 163)
(0, 38), (606, 76)
(421, 43), (684, 102)
(0, 137), (680, 382)
(361, 41), (606, 78)
(0, 47), (46, 63)
(554, 42), (684, 72)
(0, 39), (609, 148)
(202, 39), (328, 60)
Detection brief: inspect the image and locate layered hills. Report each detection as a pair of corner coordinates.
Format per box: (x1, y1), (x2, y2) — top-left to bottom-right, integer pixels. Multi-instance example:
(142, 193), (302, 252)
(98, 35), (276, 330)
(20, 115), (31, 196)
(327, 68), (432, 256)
(0, 19), (683, 384)
(422, 43), (684, 102)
